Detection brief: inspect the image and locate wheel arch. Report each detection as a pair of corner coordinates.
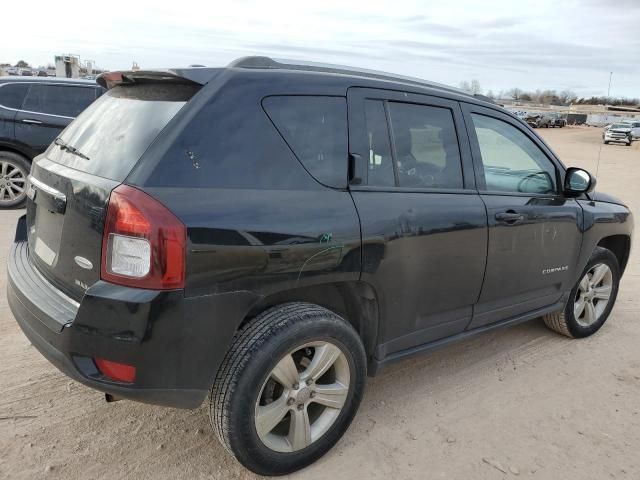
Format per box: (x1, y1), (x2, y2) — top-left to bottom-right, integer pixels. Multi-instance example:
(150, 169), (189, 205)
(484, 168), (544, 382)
(244, 281), (380, 370)
(597, 234), (631, 274)
(0, 141), (35, 161)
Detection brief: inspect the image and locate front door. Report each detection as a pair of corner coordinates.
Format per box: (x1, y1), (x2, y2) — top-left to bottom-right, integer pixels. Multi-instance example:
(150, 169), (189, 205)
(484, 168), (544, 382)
(461, 103), (583, 329)
(347, 88), (488, 358)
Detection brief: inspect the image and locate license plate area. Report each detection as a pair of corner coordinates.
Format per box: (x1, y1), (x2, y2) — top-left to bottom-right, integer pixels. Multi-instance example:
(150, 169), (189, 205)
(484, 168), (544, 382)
(27, 188), (66, 268)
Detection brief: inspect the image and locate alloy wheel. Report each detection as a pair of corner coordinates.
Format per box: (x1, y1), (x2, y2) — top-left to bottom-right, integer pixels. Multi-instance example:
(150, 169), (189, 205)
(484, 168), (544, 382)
(0, 160), (27, 206)
(254, 341), (350, 453)
(574, 263), (613, 327)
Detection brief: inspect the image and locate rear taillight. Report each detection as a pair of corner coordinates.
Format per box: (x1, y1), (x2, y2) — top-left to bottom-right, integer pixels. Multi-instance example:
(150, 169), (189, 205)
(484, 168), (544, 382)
(101, 185), (185, 290)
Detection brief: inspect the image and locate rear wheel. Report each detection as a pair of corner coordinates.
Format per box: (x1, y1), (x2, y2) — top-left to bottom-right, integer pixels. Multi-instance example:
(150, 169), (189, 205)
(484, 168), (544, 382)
(543, 247), (620, 338)
(0, 152), (30, 208)
(210, 303), (367, 476)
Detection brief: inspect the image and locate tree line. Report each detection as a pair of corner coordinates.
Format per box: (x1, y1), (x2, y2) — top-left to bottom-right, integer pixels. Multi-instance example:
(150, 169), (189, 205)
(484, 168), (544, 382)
(460, 80), (639, 107)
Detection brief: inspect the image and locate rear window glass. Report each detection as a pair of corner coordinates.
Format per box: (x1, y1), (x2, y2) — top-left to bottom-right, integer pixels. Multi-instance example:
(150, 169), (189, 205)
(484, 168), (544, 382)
(0, 83), (29, 109)
(48, 83), (198, 181)
(22, 84), (97, 117)
(262, 96), (348, 188)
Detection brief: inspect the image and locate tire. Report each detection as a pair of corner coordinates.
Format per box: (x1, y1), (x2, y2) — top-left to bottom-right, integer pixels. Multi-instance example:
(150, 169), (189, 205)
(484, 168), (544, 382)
(543, 247), (620, 338)
(210, 302), (367, 476)
(604, 140), (609, 144)
(0, 151), (30, 208)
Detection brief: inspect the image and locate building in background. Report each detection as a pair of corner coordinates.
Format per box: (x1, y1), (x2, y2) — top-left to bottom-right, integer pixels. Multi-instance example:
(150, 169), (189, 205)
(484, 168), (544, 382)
(55, 54), (81, 78)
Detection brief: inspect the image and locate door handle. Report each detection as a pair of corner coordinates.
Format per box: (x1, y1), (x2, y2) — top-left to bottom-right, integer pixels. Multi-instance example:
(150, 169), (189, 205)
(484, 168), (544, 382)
(495, 211), (524, 224)
(21, 119), (42, 125)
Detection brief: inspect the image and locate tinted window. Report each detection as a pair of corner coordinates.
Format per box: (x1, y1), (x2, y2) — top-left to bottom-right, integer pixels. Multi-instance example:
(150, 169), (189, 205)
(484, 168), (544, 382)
(471, 114), (556, 194)
(364, 100), (395, 187)
(47, 84), (197, 181)
(388, 102), (463, 189)
(0, 83), (29, 109)
(263, 96), (348, 188)
(22, 84), (96, 117)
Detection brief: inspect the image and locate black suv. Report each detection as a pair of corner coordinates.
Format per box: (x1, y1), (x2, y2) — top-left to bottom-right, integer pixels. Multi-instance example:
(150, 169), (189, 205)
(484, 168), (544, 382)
(7, 57), (633, 476)
(0, 77), (104, 207)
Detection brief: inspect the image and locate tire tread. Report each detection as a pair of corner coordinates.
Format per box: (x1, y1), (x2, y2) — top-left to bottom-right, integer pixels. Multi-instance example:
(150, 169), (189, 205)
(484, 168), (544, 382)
(209, 302), (349, 454)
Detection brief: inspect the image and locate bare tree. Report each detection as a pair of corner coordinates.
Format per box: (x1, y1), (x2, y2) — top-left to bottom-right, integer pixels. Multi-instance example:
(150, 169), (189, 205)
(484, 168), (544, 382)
(558, 89), (577, 105)
(459, 79), (482, 94)
(507, 88), (523, 100)
(469, 79), (482, 94)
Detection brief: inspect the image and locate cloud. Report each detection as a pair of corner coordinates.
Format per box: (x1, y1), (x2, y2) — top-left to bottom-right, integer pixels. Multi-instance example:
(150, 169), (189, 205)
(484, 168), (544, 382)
(2, 0), (638, 98)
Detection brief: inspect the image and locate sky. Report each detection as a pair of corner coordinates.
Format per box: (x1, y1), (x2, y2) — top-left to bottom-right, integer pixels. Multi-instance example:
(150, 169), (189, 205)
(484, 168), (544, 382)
(2, 0), (639, 98)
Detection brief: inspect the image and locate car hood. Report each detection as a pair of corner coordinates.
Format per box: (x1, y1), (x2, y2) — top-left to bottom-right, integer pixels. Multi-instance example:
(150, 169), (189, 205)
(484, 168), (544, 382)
(609, 128), (632, 133)
(590, 191), (627, 206)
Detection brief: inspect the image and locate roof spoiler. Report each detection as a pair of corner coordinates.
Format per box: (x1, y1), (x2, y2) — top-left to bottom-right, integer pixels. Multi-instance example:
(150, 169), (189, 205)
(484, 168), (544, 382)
(97, 68), (222, 89)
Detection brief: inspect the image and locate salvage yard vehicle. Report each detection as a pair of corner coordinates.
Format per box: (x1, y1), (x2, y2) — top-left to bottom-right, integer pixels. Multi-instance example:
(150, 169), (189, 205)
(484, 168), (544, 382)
(548, 112), (566, 128)
(621, 120), (640, 140)
(525, 113), (553, 128)
(0, 76), (104, 207)
(603, 123), (633, 146)
(7, 57), (634, 476)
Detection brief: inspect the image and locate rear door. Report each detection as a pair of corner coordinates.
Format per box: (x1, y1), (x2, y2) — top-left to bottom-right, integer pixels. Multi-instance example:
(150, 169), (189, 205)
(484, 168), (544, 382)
(461, 103), (583, 328)
(26, 82), (199, 300)
(15, 83), (98, 154)
(0, 82), (29, 149)
(347, 88), (487, 357)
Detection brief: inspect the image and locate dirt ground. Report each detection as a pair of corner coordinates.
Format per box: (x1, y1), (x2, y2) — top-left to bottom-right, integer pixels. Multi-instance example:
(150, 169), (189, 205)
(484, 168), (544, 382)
(1, 126), (639, 480)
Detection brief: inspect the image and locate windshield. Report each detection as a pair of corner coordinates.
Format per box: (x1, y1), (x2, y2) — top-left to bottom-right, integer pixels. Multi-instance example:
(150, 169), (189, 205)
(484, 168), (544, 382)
(47, 83), (199, 181)
(611, 124), (629, 129)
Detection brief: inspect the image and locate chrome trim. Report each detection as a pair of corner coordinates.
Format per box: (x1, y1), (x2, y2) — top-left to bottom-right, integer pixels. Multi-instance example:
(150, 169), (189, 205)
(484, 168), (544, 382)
(28, 175), (67, 202)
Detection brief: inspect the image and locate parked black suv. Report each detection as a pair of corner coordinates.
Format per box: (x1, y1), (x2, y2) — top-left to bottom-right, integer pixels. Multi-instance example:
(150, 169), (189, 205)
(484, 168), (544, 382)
(7, 57), (633, 476)
(0, 77), (104, 207)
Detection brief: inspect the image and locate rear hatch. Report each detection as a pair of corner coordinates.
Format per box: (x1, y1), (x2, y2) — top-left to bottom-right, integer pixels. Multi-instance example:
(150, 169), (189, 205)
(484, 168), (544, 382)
(26, 75), (203, 301)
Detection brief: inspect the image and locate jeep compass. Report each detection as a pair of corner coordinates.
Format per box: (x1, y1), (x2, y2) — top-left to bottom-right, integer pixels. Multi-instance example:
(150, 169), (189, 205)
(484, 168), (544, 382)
(7, 57), (633, 476)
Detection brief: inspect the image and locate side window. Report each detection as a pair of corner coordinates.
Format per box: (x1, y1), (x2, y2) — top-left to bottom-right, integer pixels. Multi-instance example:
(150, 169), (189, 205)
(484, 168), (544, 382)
(364, 99), (395, 187)
(471, 113), (557, 194)
(22, 85), (97, 117)
(262, 96), (348, 188)
(388, 102), (463, 189)
(0, 83), (29, 109)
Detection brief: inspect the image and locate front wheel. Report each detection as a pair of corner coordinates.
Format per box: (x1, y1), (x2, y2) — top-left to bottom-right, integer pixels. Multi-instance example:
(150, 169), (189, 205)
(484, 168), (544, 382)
(543, 247), (620, 338)
(210, 303), (367, 476)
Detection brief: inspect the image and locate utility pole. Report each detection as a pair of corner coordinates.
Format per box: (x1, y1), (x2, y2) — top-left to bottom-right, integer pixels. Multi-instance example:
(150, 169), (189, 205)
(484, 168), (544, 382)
(607, 71), (613, 99)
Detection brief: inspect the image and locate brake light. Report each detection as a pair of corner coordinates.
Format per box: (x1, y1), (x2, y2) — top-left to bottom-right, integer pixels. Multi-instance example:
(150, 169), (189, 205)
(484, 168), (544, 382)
(101, 185), (185, 290)
(95, 358), (136, 383)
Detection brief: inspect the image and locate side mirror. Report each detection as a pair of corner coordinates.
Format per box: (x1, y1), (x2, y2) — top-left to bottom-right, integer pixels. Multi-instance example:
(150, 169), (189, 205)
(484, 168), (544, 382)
(564, 167), (596, 196)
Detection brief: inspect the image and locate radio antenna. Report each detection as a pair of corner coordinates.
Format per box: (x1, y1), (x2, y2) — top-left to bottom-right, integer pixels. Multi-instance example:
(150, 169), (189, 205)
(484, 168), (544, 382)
(593, 72), (613, 197)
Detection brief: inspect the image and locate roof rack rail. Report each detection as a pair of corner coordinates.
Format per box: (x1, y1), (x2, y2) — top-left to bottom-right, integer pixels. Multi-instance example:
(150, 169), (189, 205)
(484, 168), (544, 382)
(228, 56), (495, 103)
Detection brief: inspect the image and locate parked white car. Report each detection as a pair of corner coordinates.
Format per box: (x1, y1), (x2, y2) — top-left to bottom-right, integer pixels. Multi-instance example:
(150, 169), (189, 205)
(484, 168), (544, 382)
(603, 123), (633, 146)
(621, 121), (640, 140)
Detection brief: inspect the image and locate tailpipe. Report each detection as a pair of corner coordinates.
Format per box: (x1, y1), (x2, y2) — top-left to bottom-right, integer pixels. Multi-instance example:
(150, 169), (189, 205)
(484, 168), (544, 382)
(105, 393), (122, 403)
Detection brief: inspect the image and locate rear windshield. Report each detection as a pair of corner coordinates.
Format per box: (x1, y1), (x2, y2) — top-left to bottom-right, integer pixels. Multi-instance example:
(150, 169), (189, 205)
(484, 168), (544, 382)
(47, 83), (199, 181)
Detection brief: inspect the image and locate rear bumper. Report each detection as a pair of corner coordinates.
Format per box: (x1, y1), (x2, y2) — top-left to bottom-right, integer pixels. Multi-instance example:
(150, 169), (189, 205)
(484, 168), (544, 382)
(7, 220), (257, 408)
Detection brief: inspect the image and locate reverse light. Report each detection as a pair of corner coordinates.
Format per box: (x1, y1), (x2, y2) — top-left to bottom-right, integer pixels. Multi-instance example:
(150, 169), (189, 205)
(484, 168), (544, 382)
(95, 358), (137, 383)
(101, 185), (185, 290)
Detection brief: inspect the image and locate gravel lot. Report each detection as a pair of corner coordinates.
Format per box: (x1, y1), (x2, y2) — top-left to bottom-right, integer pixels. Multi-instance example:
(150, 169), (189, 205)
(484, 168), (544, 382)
(1, 126), (639, 480)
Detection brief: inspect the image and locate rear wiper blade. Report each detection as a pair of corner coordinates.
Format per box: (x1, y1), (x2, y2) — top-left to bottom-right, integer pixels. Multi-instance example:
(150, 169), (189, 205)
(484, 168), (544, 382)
(54, 138), (90, 161)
